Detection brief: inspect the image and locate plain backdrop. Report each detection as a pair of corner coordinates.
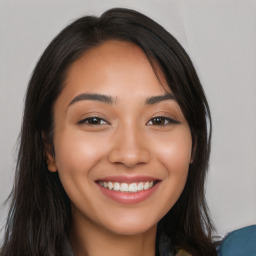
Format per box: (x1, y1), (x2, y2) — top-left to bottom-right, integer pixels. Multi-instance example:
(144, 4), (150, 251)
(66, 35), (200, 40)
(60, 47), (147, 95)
(0, 0), (255, 242)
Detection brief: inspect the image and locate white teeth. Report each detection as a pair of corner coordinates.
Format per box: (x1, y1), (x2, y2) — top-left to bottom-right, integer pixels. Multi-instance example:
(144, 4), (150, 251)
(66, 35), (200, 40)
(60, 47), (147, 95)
(113, 182), (120, 191)
(120, 183), (129, 192)
(137, 182), (144, 191)
(144, 181), (149, 190)
(108, 181), (113, 190)
(98, 181), (155, 192)
(129, 183), (137, 192)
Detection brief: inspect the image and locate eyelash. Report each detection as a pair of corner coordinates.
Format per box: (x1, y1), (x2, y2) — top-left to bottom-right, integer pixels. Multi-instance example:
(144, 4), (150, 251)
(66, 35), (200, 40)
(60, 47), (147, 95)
(146, 116), (180, 126)
(78, 117), (108, 125)
(78, 116), (179, 126)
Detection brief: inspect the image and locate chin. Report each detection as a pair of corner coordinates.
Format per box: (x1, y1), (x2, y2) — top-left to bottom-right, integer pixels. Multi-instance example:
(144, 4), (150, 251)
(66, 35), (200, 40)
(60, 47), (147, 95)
(103, 216), (158, 236)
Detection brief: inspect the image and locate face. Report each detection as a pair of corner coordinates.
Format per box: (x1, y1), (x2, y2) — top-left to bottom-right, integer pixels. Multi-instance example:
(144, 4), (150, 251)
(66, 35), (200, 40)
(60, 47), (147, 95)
(47, 41), (192, 236)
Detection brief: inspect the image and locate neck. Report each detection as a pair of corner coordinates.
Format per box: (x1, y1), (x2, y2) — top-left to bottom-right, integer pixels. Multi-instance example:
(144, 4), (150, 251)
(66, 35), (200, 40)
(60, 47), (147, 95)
(70, 212), (157, 256)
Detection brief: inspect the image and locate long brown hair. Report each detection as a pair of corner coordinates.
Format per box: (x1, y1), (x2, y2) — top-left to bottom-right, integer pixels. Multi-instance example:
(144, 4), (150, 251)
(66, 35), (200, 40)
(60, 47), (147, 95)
(1, 8), (216, 255)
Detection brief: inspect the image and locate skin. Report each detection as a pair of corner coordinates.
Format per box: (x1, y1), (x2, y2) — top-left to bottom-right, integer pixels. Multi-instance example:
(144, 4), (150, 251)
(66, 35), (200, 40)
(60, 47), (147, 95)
(46, 40), (193, 256)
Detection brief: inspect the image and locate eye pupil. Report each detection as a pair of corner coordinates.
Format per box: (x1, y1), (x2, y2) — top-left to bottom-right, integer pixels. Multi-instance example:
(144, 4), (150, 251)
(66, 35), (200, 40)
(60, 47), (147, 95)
(89, 117), (100, 124)
(153, 117), (164, 125)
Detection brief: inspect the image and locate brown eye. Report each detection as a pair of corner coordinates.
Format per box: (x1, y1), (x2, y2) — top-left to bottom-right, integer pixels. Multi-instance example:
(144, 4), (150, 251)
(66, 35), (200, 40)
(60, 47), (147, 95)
(78, 117), (108, 125)
(147, 116), (179, 126)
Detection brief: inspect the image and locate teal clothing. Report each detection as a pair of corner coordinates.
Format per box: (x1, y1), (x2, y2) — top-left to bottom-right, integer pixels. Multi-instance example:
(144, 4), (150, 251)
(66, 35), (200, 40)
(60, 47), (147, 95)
(158, 225), (256, 256)
(217, 225), (256, 256)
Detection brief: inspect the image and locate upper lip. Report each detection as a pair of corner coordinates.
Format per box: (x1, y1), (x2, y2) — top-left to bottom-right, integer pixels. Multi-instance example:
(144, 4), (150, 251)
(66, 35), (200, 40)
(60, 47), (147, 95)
(96, 175), (160, 183)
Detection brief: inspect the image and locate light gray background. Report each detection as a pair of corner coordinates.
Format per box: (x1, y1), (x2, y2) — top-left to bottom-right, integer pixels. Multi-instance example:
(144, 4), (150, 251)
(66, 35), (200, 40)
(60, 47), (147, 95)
(0, 0), (255, 242)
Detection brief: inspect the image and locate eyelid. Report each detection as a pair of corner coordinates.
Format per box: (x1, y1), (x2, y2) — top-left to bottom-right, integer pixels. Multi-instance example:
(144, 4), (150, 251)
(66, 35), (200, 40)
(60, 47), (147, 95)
(146, 115), (180, 126)
(77, 116), (110, 125)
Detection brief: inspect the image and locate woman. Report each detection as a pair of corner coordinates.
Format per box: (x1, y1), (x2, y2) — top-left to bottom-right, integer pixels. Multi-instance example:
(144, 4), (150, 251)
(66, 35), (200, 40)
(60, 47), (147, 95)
(1, 8), (217, 256)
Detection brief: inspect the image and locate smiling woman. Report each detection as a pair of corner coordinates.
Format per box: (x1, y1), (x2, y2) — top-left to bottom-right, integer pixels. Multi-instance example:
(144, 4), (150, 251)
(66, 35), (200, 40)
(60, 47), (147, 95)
(1, 8), (216, 256)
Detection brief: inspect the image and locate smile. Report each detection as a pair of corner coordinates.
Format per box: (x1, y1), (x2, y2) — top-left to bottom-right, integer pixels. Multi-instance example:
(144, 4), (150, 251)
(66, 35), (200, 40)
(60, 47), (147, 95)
(96, 177), (161, 204)
(97, 181), (155, 193)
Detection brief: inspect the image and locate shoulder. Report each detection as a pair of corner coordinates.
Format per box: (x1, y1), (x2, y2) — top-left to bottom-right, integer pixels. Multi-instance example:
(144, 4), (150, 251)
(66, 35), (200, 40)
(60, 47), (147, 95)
(217, 225), (256, 256)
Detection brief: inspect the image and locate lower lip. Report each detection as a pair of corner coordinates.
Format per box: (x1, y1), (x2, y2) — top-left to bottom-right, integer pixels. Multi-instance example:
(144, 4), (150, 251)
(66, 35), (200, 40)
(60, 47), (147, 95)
(97, 182), (160, 204)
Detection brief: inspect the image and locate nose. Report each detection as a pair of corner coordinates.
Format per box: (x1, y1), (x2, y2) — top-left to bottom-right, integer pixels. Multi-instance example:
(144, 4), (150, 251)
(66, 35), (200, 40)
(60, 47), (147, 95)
(108, 125), (151, 168)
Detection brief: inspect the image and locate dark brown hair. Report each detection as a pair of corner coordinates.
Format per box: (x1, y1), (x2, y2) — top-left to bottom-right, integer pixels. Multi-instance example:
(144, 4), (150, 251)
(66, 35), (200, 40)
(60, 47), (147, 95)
(1, 8), (216, 256)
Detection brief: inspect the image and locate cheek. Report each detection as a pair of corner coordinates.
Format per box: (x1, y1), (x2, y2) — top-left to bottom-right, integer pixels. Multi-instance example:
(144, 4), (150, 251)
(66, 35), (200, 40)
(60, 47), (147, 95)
(153, 128), (192, 173)
(52, 129), (109, 207)
(54, 129), (106, 171)
(150, 128), (192, 207)
(53, 129), (110, 198)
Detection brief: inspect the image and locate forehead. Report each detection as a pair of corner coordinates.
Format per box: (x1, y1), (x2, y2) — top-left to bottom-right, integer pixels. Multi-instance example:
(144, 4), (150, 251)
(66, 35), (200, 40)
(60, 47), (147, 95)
(63, 40), (170, 97)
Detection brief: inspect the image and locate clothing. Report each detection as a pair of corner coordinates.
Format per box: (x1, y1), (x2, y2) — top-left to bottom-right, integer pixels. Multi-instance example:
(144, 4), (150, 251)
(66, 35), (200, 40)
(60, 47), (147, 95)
(175, 249), (191, 256)
(159, 225), (256, 256)
(217, 225), (256, 256)
(158, 232), (191, 256)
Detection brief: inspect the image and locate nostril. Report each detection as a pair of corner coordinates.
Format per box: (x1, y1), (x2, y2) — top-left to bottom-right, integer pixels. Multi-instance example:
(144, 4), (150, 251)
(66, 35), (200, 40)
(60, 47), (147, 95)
(108, 148), (150, 167)
(108, 129), (151, 167)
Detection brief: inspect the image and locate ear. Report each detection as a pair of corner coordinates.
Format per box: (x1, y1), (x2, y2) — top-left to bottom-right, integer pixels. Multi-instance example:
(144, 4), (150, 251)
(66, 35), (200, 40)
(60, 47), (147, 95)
(42, 132), (57, 172)
(45, 150), (57, 172)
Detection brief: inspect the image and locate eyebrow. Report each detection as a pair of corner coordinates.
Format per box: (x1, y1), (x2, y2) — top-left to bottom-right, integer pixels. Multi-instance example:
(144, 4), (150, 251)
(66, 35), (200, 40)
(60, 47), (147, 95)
(145, 93), (175, 104)
(68, 93), (114, 107)
(68, 92), (175, 107)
